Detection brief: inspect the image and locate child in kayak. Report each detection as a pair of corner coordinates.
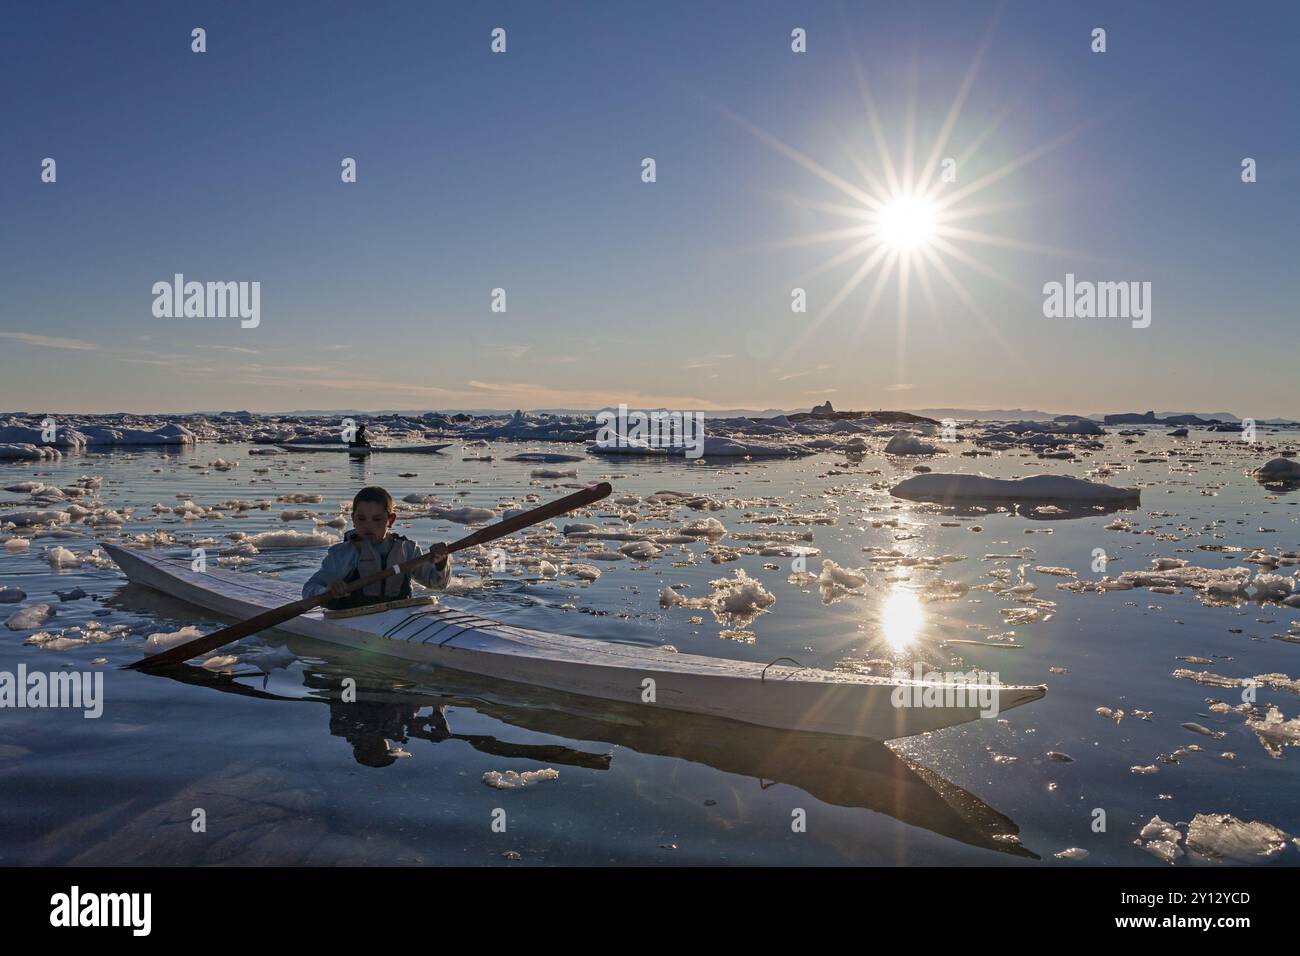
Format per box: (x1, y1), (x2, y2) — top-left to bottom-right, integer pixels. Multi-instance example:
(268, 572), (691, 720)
(303, 486), (451, 610)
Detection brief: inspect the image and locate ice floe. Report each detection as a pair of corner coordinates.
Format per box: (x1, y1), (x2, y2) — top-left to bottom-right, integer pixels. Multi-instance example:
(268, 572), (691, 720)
(5, 603), (53, 630)
(1185, 813), (1293, 863)
(482, 768), (559, 789)
(891, 473), (1141, 503)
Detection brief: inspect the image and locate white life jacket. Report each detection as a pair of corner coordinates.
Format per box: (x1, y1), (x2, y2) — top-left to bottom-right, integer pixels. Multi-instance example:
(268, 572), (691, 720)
(341, 532), (410, 605)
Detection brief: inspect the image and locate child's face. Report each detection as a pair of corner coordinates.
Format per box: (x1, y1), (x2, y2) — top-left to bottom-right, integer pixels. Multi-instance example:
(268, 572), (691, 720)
(352, 501), (394, 542)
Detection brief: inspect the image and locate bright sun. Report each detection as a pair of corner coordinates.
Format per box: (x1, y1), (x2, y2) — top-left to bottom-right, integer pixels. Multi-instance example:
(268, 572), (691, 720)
(877, 194), (936, 251)
(718, 25), (1056, 362)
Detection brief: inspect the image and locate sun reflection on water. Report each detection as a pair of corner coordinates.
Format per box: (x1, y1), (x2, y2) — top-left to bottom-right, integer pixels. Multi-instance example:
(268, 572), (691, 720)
(880, 586), (925, 652)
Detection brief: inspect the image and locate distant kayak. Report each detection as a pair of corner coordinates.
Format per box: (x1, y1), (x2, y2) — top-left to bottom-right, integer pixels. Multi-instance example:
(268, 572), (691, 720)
(274, 443), (452, 455)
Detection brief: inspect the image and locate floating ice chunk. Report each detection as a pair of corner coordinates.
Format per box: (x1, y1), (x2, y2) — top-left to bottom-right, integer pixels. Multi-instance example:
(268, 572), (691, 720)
(4, 481), (49, 493)
(6, 603), (52, 630)
(24, 631), (87, 651)
(1055, 848), (1089, 860)
(1120, 563), (1252, 603)
(682, 517), (727, 537)
(0, 510), (71, 528)
(46, 546), (81, 569)
(201, 654), (239, 671)
(3, 538), (31, 552)
(891, 473), (1140, 503)
(1251, 572), (1297, 602)
(1186, 813), (1292, 863)
(482, 768), (559, 789)
(79, 422), (196, 446)
(1247, 707), (1300, 758)
(1001, 606), (1052, 626)
(530, 468), (578, 479)
(818, 559), (867, 590)
(565, 563), (601, 581)
(619, 541), (662, 560)
(0, 586), (26, 603)
(709, 569), (775, 623)
(1139, 816), (1181, 843)
(0, 443), (62, 461)
(659, 586), (708, 609)
(1171, 668), (1244, 689)
(591, 436), (810, 458)
(243, 530), (339, 549)
(84, 510), (128, 527)
(429, 506), (496, 524)
(504, 453), (584, 463)
(884, 432), (944, 456)
(144, 625), (205, 655)
(1254, 457), (1300, 479)
(1134, 815), (1184, 862)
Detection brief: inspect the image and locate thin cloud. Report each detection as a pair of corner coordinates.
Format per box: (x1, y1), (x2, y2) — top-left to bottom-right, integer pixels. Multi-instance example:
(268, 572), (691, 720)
(493, 344), (533, 360)
(778, 364), (831, 382)
(241, 363), (335, 374)
(0, 331), (100, 351)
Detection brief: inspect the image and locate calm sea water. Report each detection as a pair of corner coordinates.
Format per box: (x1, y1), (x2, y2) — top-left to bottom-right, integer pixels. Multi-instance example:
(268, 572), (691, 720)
(2, 433), (1297, 865)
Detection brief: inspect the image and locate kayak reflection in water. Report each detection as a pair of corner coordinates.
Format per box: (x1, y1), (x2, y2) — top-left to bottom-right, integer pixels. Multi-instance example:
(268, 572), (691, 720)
(309, 676), (613, 771)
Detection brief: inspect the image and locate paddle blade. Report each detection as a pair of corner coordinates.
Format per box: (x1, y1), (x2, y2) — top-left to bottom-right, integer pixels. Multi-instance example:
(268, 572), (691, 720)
(125, 597), (320, 670)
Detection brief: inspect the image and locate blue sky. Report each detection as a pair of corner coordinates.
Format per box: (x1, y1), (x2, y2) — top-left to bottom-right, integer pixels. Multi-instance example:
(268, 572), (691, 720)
(2, 0), (1297, 416)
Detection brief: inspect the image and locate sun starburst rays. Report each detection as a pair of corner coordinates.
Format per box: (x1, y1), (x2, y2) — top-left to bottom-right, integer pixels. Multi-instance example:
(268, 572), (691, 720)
(701, 13), (1134, 380)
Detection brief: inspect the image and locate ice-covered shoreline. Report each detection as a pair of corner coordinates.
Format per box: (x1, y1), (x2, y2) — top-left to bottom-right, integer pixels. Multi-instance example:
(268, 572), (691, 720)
(3, 402), (1296, 461)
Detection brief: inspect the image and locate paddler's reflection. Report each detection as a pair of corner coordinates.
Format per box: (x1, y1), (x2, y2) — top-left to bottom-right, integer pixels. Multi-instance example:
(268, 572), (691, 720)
(328, 699), (452, 768)
(317, 682), (613, 771)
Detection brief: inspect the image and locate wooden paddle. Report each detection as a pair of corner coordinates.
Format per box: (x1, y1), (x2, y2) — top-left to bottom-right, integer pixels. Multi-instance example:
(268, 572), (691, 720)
(126, 481), (612, 670)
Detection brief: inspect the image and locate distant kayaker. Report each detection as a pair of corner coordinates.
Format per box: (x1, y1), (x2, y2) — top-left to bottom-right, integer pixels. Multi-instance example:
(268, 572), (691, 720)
(350, 423), (371, 447)
(303, 486), (450, 609)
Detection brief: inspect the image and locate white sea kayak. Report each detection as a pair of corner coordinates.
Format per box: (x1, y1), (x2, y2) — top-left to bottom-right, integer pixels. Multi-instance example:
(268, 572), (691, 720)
(102, 543), (1046, 740)
(273, 444), (452, 455)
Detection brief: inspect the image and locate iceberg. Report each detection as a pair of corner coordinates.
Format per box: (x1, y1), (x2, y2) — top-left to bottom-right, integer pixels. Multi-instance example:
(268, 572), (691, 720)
(891, 473), (1140, 503)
